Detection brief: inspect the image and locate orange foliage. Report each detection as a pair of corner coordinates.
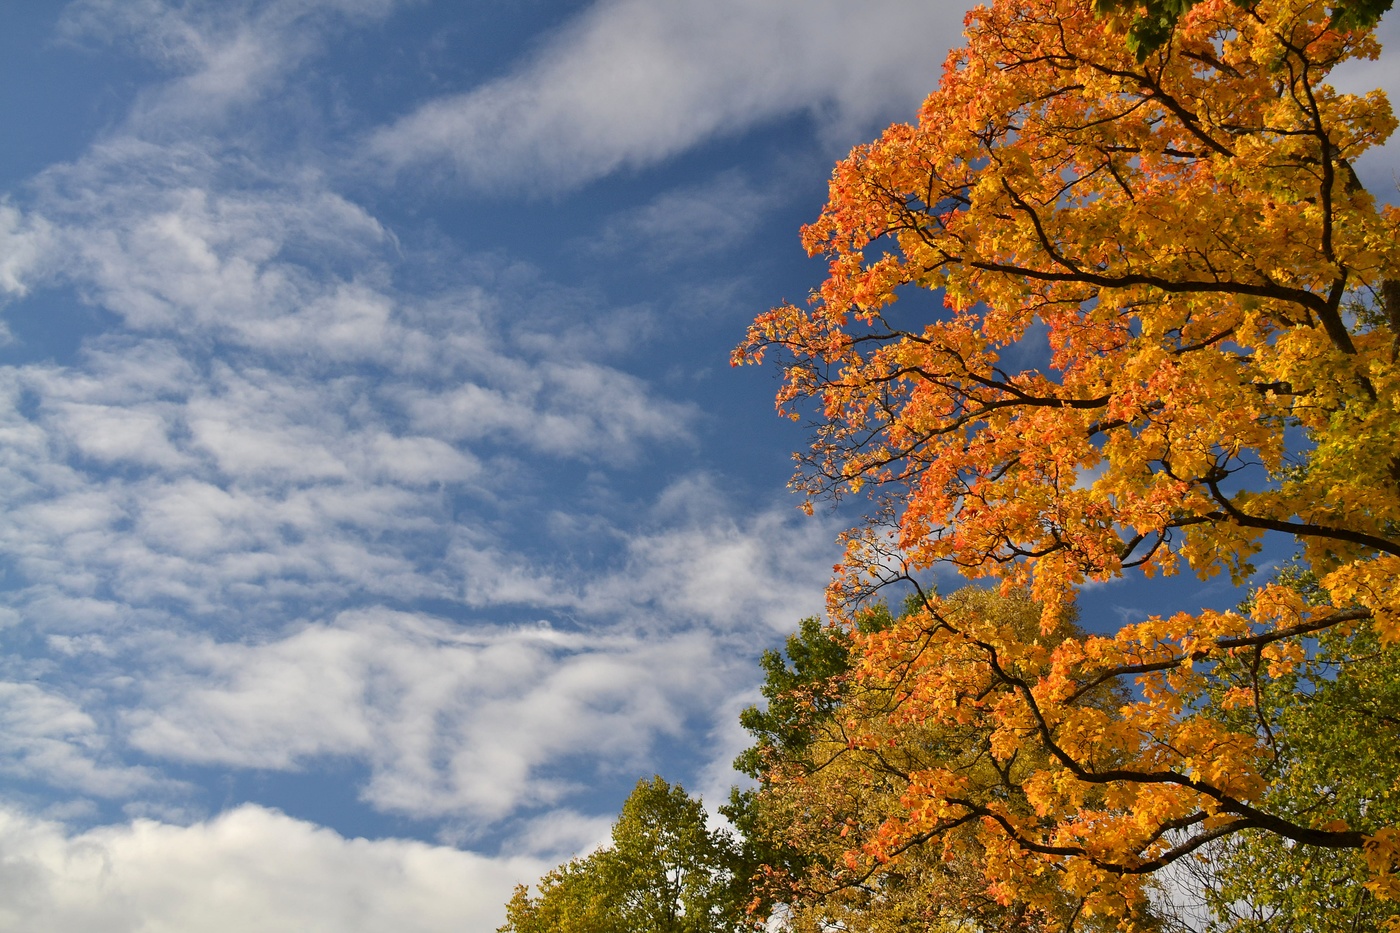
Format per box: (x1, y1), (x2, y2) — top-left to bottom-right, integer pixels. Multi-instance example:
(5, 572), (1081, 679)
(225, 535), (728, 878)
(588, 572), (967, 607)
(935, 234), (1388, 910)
(738, 0), (1399, 923)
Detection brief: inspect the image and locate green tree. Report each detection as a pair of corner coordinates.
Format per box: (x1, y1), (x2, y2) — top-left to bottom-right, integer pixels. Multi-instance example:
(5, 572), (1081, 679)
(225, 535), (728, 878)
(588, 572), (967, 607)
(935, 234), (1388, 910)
(723, 611), (865, 919)
(499, 776), (749, 933)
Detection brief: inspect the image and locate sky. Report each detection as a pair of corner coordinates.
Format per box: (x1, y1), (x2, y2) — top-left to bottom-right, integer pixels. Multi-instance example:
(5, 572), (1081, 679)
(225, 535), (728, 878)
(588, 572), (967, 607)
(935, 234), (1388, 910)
(0, 2), (1395, 931)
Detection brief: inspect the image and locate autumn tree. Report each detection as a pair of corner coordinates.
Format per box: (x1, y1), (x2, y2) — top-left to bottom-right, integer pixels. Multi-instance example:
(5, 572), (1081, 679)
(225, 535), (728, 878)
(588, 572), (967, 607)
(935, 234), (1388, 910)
(498, 776), (748, 933)
(732, 587), (1399, 931)
(737, 0), (1400, 926)
(731, 591), (1151, 932)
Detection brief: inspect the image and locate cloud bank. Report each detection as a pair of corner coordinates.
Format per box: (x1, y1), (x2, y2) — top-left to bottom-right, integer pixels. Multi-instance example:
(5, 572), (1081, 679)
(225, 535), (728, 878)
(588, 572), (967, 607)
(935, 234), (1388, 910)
(0, 804), (543, 933)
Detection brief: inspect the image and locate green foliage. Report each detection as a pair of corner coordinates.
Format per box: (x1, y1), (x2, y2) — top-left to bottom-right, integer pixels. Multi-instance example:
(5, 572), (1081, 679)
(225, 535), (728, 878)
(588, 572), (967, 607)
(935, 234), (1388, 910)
(499, 777), (749, 933)
(738, 603), (904, 766)
(732, 613), (863, 782)
(724, 611), (869, 917)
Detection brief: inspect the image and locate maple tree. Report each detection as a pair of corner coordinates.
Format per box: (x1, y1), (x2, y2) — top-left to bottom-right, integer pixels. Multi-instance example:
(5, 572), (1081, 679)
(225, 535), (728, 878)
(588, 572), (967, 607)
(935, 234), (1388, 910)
(734, 588), (1400, 931)
(737, 0), (1400, 926)
(731, 592), (1153, 932)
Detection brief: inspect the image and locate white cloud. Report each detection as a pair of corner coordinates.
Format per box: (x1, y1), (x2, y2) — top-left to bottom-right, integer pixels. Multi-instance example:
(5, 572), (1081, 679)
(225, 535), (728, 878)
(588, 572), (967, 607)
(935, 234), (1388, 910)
(0, 306), (707, 623)
(40, 156), (391, 343)
(0, 803), (542, 933)
(0, 107), (756, 827)
(369, 0), (967, 192)
(449, 474), (836, 631)
(0, 204), (54, 300)
(122, 612), (731, 822)
(500, 808), (613, 860)
(0, 139), (703, 630)
(0, 351), (468, 622)
(399, 360), (693, 461)
(51, 402), (188, 470)
(596, 512), (832, 633)
(0, 683), (168, 798)
(0, 474), (833, 826)
(587, 474), (835, 632)
(0, 0), (844, 874)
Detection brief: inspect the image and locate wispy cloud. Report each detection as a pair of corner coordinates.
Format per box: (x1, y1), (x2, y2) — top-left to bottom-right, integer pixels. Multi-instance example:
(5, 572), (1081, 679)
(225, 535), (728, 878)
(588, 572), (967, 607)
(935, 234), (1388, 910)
(397, 360), (692, 462)
(58, 0), (405, 132)
(585, 171), (784, 265)
(368, 0), (967, 192)
(0, 204), (53, 301)
(0, 95), (822, 832)
(2, 472), (832, 825)
(0, 116), (706, 634)
(0, 3), (852, 922)
(452, 473), (836, 632)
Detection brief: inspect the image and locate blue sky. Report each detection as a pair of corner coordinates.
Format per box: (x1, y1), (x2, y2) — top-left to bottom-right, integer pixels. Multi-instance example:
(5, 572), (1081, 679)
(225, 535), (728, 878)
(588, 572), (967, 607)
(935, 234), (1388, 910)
(0, 2), (1395, 931)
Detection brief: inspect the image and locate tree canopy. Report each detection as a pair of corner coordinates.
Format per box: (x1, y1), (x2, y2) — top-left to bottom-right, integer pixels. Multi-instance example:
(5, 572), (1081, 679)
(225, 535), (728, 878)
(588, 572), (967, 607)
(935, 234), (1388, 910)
(737, 0), (1399, 925)
(731, 591), (1152, 932)
(497, 776), (748, 933)
(731, 585), (1400, 932)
